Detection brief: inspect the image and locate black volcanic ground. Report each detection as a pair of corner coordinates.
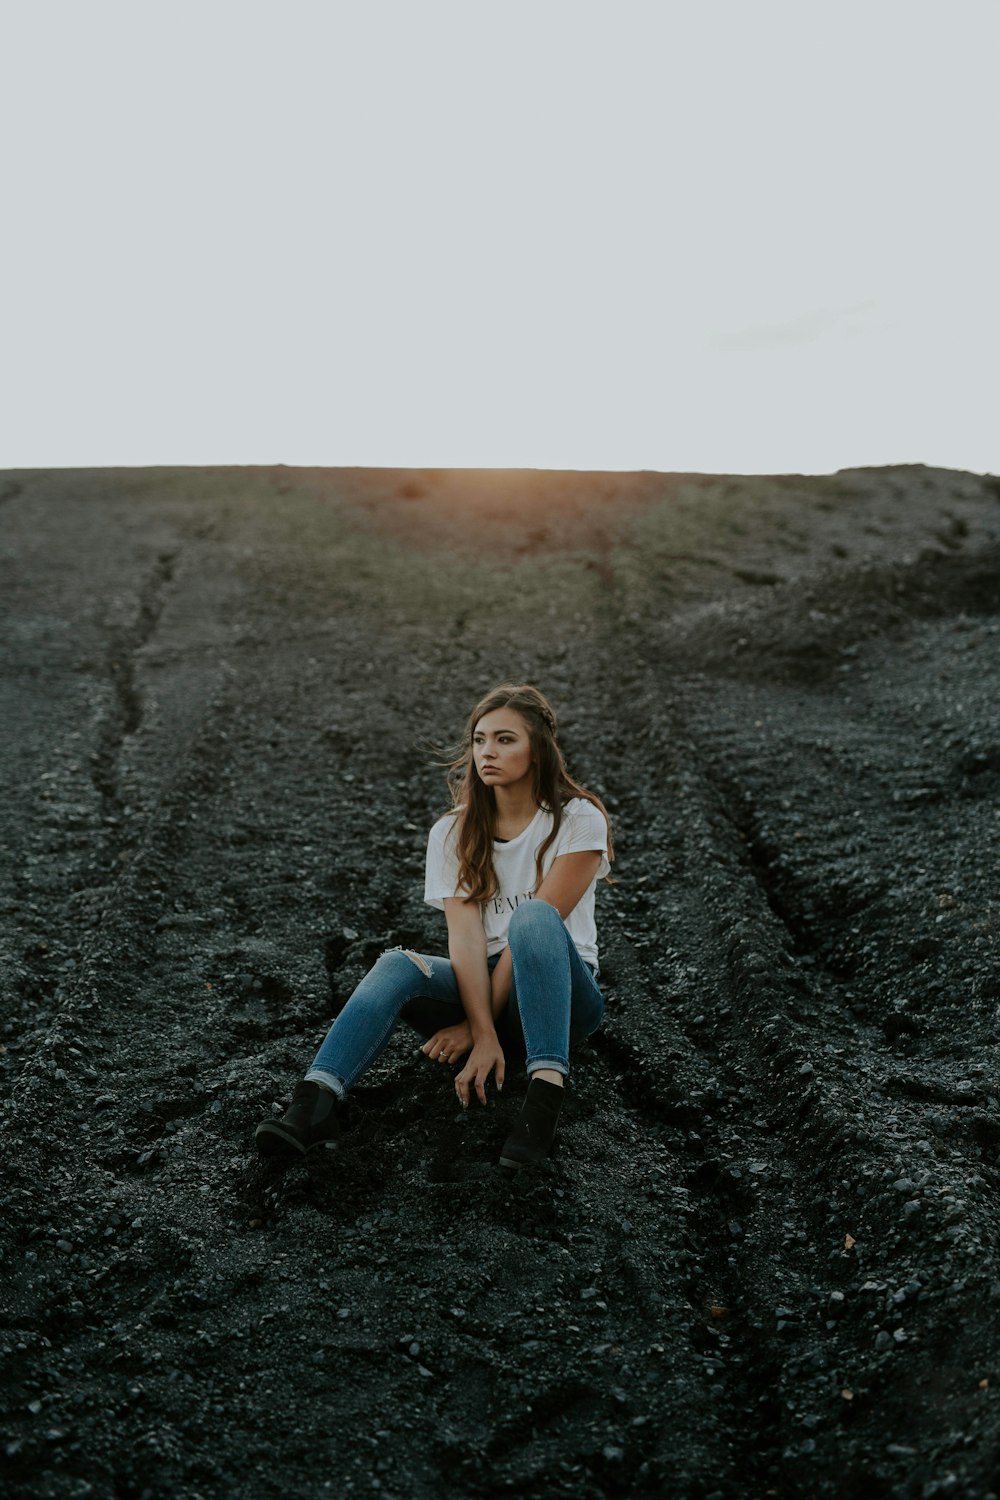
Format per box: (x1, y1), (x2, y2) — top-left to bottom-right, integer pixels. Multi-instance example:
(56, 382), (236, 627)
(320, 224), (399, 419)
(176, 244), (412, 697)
(2, 463), (1000, 1500)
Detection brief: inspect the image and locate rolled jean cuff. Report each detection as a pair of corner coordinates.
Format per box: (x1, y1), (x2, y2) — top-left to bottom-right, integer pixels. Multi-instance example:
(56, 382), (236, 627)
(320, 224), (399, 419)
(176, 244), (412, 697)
(304, 1067), (348, 1100)
(526, 1057), (569, 1079)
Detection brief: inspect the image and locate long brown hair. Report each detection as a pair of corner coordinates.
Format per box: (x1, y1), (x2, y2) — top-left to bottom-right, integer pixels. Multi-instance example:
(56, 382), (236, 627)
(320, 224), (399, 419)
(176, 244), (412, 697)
(442, 683), (613, 903)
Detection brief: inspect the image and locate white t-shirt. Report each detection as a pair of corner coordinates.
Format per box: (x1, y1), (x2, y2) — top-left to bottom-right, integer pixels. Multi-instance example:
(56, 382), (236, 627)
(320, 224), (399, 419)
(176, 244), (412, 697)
(423, 797), (610, 965)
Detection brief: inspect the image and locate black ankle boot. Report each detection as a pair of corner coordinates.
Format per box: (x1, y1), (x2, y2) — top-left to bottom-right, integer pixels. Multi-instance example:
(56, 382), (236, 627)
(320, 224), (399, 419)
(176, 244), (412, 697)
(255, 1081), (345, 1159)
(499, 1076), (564, 1170)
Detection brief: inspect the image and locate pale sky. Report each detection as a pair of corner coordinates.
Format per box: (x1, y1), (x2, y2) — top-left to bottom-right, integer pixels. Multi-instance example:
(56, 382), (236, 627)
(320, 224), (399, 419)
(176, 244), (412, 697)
(1, 0), (996, 476)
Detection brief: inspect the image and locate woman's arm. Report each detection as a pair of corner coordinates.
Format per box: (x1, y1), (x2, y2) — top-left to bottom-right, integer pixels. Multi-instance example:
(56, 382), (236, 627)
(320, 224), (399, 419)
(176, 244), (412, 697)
(444, 897), (492, 1037)
(535, 848), (604, 916)
(489, 849), (603, 1012)
(444, 897), (506, 1105)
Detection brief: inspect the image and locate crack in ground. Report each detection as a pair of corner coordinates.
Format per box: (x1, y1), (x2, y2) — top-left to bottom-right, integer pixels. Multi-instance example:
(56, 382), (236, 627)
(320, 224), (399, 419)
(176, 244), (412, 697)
(6, 675), (237, 1117)
(90, 551), (178, 824)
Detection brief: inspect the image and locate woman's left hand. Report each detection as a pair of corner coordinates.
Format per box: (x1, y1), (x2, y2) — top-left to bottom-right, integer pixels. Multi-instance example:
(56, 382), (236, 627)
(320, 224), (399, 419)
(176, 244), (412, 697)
(420, 1022), (473, 1066)
(455, 1036), (505, 1108)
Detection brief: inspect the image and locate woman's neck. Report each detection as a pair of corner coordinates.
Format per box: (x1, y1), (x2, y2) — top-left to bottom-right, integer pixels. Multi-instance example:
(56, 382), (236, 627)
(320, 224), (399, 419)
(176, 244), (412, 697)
(493, 784), (539, 838)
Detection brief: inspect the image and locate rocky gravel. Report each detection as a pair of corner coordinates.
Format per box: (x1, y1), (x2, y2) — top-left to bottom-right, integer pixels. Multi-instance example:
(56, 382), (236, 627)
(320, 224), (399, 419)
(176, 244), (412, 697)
(2, 461), (1000, 1498)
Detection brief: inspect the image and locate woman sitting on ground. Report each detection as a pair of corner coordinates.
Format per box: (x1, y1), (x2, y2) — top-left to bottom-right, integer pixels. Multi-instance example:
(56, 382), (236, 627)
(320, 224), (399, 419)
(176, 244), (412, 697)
(256, 682), (613, 1170)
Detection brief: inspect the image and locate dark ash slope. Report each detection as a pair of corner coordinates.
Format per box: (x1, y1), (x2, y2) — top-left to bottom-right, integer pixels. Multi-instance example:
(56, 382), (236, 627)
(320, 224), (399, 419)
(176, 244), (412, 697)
(2, 463), (1000, 1499)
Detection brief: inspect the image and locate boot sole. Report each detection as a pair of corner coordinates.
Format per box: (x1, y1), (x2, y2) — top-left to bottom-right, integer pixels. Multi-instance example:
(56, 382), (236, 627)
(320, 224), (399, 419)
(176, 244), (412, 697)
(498, 1151), (551, 1171)
(255, 1121), (307, 1158)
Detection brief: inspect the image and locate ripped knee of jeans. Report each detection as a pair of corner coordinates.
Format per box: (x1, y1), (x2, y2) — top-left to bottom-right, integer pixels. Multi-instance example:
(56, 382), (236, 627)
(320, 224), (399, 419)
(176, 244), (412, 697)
(388, 947), (432, 978)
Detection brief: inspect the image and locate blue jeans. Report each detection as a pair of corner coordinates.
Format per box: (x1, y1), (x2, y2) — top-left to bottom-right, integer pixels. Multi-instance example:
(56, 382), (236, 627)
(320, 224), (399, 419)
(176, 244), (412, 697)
(305, 900), (604, 1098)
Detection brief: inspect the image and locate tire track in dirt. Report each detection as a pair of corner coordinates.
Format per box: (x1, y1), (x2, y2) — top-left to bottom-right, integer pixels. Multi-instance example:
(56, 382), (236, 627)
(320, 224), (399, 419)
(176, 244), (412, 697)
(560, 636), (799, 1497)
(603, 543), (1000, 1497)
(1, 512), (183, 1099)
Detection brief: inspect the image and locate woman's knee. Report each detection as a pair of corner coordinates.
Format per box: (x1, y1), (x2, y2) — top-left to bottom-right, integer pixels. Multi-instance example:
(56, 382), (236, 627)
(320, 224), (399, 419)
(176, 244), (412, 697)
(372, 947), (428, 978)
(508, 898), (562, 938)
(350, 948), (425, 1009)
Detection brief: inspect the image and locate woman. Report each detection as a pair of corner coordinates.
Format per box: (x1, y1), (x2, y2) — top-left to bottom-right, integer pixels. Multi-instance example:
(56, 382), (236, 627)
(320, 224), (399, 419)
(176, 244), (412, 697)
(255, 683), (613, 1171)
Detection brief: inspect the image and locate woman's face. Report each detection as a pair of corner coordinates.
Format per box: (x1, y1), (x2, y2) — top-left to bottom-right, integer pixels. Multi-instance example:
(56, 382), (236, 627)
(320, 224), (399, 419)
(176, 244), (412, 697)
(472, 708), (534, 791)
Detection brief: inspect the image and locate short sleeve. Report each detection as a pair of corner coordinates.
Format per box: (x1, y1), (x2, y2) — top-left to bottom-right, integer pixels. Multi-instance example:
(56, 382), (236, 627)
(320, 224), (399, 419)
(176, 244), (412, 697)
(554, 799), (611, 880)
(424, 814), (465, 910)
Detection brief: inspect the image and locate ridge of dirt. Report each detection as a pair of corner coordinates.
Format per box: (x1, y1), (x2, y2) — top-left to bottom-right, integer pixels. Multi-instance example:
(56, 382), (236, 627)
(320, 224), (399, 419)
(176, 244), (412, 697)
(2, 464), (1000, 1499)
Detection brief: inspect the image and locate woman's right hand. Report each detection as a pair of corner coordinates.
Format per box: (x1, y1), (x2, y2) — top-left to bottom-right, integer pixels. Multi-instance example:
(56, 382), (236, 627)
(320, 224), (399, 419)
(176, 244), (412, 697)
(420, 1021), (473, 1067)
